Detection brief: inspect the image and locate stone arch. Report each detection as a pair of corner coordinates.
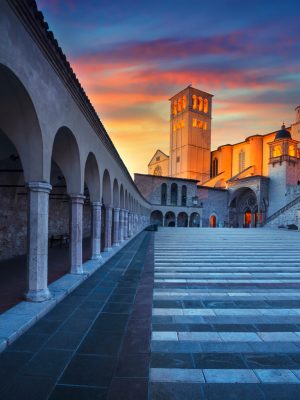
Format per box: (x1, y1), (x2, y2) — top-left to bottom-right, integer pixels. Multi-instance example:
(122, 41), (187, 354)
(120, 184), (125, 209)
(84, 152), (101, 202)
(171, 183), (178, 206)
(229, 187), (261, 228)
(209, 214), (217, 228)
(165, 211), (176, 227)
(178, 212), (188, 227)
(0, 63), (44, 182)
(161, 183), (167, 205)
(112, 178), (119, 207)
(181, 185), (187, 206)
(189, 212), (200, 227)
(51, 127), (82, 194)
(150, 210), (163, 226)
(102, 169), (112, 206)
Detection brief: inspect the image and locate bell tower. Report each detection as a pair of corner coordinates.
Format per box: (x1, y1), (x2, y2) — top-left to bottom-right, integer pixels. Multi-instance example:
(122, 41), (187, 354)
(169, 86), (213, 183)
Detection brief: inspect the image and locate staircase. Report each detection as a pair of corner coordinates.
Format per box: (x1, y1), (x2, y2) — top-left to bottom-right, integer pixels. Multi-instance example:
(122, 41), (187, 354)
(150, 227), (300, 399)
(264, 195), (300, 227)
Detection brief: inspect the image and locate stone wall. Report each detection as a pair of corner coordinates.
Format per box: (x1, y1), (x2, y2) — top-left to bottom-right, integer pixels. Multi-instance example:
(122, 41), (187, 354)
(265, 199), (300, 229)
(198, 187), (229, 227)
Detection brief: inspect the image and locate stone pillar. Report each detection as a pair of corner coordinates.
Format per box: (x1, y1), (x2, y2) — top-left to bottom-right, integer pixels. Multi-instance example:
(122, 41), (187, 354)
(119, 209), (124, 242)
(124, 210), (129, 239)
(104, 204), (113, 251)
(113, 207), (120, 246)
(91, 202), (102, 260)
(25, 182), (52, 302)
(70, 194), (85, 274)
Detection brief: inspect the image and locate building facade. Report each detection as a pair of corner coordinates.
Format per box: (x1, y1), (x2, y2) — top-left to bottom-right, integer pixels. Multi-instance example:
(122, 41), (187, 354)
(145, 87), (300, 228)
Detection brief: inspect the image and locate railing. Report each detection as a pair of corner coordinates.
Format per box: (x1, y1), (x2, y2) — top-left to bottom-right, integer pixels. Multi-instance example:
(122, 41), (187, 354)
(263, 195), (300, 225)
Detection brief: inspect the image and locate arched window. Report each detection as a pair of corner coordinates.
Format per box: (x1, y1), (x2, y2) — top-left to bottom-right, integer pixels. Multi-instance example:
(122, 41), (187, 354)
(204, 98), (209, 113)
(171, 183), (178, 205)
(210, 215), (217, 228)
(212, 158), (218, 177)
(161, 183), (167, 205)
(289, 144), (295, 157)
(181, 185), (187, 206)
(192, 95), (197, 110)
(239, 149), (245, 172)
(173, 100), (177, 115)
(154, 165), (162, 176)
(182, 95), (187, 109)
(273, 145), (282, 157)
(178, 98), (182, 112)
(198, 97), (203, 111)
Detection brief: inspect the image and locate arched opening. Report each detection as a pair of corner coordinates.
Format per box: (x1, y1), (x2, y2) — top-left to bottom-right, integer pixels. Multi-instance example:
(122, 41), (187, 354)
(84, 152), (101, 259)
(203, 98), (209, 113)
(273, 145), (282, 157)
(229, 187), (262, 228)
(112, 178), (119, 245)
(0, 64), (46, 310)
(198, 97), (203, 112)
(164, 211), (176, 227)
(210, 215), (217, 228)
(189, 212), (200, 227)
(192, 95), (197, 110)
(49, 126), (82, 277)
(212, 158), (218, 177)
(178, 98), (182, 112)
(161, 183), (167, 205)
(181, 185), (187, 206)
(177, 212), (188, 227)
(239, 149), (245, 172)
(182, 95), (187, 110)
(102, 170), (112, 251)
(171, 183), (178, 206)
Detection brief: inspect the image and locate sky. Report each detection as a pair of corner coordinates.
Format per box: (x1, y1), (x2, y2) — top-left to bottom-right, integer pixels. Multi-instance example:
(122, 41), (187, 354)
(36, 0), (300, 175)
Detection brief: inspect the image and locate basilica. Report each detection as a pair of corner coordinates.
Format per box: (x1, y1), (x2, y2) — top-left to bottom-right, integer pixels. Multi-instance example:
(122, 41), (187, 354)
(135, 86), (300, 229)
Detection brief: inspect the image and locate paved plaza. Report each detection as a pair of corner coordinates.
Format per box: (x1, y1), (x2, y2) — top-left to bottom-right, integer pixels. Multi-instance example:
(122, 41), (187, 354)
(1, 228), (300, 399)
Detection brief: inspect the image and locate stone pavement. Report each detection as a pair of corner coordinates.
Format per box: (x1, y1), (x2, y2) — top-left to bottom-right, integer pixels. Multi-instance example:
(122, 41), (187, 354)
(150, 228), (300, 399)
(0, 231), (154, 400)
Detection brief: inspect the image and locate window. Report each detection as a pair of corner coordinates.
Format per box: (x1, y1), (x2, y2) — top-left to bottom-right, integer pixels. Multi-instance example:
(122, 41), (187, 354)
(161, 183), (167, 205)
(203, 122), (208, 130)
(239, 149), (245, 172)
(198, 96), (203, 111)
(204, 98), (209, 113)
(156, 156), (160, 162)
(154, 166), (162, 176)
(273, 145), (282, 157)
(192, 95), (197, 110)
(192, 118), (197, 127)
(173, 100), (177, 115)
(289, 144), (295, 157)
(182, 95), (187, 110)
(197, 120), (203, 129)
(212, 158), (218, 177)
(176, 156), (180, 163)
(181, 185), (187, 206)
(171, 183), (178, 205)
(178, 98), (182, 112)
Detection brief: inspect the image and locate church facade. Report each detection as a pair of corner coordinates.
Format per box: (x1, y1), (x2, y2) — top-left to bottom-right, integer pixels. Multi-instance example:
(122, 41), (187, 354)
(137, 86), (300, 228)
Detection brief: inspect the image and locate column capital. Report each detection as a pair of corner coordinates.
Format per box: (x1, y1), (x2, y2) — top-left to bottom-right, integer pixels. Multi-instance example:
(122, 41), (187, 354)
(27, 181), (52, 193)
(69, 194), (85, 204)
(91, 201), (102, 208)
(104, 204), (113, 210)
(114, 207), (121, 212)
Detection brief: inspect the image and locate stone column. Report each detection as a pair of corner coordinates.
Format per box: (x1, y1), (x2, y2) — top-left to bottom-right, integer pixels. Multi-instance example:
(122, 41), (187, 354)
(25, 182), (52, 302)
(124, 210), (129, 239)
(129, 212), (133, 237)
(70, 194), (85, 274)
(91, 202), (102, 260)
(104, 204), (113, 251)
(113, 207), (120, 246)
(119, 209), (124, 242)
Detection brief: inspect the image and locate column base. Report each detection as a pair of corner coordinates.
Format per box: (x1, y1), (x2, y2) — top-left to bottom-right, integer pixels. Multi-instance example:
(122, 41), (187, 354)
(112, 242), (120, 247)
(24, 288), (52, 302)
(90, 254), (103, 261)
(71, 265), (84, 274)
(104, 247), (113, 252)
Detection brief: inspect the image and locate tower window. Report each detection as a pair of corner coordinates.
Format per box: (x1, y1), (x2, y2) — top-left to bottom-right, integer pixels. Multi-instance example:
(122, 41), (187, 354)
(192, 95), (197, 110)
(161, 183), (167, 205)
(239, 149), (245, 172)
(176, 156), (180, 163)
(181, 185), (187, 206)
(183, 95), (187, 110)
(273, 145), (282, 157)
(204, 98), (209, 113)
(198, 96), (203, 111)
(212, 158), (218, 177)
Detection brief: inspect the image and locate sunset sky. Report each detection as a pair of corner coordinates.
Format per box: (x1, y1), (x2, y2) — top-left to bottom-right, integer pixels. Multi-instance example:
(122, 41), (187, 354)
(37, 0), (300, 175)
